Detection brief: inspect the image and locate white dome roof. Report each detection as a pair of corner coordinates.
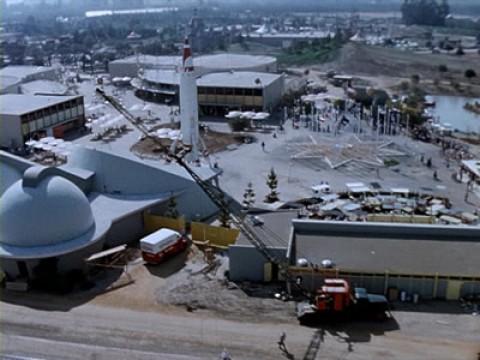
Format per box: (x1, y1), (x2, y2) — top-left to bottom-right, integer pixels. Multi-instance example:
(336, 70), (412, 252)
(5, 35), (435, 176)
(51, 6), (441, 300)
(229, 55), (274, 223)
(0, 176), (94, 248)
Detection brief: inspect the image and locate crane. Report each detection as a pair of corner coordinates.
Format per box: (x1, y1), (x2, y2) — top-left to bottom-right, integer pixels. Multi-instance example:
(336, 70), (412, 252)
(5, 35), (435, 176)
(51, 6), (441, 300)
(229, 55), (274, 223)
(95, 88), (312, 299)
(96, 89), (391, 324)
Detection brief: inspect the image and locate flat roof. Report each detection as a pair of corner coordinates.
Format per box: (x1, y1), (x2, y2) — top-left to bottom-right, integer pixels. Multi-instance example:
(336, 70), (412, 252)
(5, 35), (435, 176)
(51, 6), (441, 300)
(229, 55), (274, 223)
(0, 66), (55, 80)
(20, 80), (68, 95)
(293, 221), (480, 277)
(111, 54), (276, 70)
(236, 211), (296, 248)
(111, 55), (180, 68)
(0, 94), (81, 116)
(195, 54), (276, 70)
(197, 71), (282, 88)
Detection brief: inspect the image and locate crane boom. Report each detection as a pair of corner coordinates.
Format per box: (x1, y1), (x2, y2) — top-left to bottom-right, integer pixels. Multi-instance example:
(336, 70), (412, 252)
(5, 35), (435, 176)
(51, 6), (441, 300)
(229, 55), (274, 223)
(95, 88), (311, 298)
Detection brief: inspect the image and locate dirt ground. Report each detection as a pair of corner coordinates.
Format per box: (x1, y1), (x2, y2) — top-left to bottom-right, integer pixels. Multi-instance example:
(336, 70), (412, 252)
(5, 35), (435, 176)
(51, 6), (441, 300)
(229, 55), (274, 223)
(310, 43), (480, 97)
(2, 247), (479, 360)
(131, 128), (246, 158)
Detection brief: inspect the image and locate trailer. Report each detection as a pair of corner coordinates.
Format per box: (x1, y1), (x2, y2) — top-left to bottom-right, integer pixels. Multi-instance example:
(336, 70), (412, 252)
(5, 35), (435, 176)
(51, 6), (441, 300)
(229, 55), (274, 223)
(140, 228), (188, 264)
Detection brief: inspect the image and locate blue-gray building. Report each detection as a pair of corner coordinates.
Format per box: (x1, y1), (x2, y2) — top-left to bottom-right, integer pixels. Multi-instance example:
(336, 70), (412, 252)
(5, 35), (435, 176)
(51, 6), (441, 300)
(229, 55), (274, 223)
(0, 147), (219, 281)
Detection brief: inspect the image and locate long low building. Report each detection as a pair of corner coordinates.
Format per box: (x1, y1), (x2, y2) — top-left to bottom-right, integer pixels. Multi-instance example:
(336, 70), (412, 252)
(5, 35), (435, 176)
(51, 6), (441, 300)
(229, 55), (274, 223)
(0, 94), (85, 149)
(109, 53), (277, 78)
(133, 70), (284, 114)
(228, 211), (480, 300)
(0, 147), (219, 281)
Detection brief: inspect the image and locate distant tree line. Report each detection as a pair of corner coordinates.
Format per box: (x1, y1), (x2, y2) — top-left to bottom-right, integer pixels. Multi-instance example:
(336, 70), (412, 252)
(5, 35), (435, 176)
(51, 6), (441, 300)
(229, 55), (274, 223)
(401, 0), (450, 26)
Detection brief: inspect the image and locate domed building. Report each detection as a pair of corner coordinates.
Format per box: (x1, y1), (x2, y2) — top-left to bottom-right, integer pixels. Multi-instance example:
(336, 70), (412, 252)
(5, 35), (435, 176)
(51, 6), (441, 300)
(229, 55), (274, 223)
(0, 148), (219, 281)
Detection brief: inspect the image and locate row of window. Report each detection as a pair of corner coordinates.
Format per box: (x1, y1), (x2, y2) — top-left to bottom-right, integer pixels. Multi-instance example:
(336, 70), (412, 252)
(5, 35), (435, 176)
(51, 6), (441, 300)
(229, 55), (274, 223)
(198, 94), (263, 107)
(20, 98), (84, 124)
(21, 105), (84, 136)
(198, 87), (263, 97)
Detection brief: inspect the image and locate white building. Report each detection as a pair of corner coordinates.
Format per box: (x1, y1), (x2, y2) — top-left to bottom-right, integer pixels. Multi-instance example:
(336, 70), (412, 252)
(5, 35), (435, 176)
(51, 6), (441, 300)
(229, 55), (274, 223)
(0, 94), (85, 148)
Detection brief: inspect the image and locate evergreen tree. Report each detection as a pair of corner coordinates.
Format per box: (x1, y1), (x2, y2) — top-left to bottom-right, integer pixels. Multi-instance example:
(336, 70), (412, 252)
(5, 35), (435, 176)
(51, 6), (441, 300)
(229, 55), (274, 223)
(218, 193), (231, 228)
(265, 168), (280, 203)
(242, 182), (256, 209)
(165, 194), (179, 218)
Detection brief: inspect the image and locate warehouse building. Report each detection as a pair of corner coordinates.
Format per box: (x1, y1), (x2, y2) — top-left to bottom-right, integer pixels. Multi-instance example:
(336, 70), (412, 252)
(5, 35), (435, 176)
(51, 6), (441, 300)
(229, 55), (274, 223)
(0, 94), (85, 149)
(0, 147), (219, 281)
(228, 212), (480, 300)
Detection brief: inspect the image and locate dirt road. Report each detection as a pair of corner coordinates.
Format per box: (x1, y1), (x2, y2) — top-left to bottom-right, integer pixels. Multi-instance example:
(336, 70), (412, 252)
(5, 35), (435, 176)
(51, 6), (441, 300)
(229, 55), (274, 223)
(1, 297), (479, 360)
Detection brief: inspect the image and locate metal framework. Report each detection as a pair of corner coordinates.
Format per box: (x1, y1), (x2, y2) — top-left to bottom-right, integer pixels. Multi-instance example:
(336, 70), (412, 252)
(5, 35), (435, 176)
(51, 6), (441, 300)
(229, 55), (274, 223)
(288, 134), (406, 169)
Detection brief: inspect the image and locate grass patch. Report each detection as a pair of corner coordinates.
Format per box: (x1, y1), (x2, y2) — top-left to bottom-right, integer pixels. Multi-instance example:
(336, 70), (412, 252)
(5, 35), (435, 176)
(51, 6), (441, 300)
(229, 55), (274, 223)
(278, 39), (343, 66)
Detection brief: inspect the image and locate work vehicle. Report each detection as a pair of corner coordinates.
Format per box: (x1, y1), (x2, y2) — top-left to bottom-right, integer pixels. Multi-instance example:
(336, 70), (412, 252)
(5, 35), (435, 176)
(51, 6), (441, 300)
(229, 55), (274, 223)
(296, 279), (389, 324)
(140, 228), (188, 264)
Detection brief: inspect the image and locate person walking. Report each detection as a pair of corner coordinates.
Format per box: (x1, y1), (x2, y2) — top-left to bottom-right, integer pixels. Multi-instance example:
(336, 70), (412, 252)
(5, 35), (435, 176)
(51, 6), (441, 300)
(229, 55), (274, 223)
(261, 141), (265, 152)
(278, 332), (287, 352)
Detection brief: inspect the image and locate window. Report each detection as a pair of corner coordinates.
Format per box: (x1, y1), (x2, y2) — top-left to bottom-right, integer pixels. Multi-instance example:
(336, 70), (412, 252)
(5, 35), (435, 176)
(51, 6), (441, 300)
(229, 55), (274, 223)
(30, 120), (37, 132)
(44, 114), (52, 127)
(244, 88), (253, 96)
(22, 123), (30, 135)
(36, 118), (44, 129)
(78, 106), (84, 115)
(253, 89), (262, 97)
(58, 110), (66, 122)
(234, 88), (244, 96)
(198, 87), (206, 95)
(51, 111), (59, 124)
(225, 88), (234, 96)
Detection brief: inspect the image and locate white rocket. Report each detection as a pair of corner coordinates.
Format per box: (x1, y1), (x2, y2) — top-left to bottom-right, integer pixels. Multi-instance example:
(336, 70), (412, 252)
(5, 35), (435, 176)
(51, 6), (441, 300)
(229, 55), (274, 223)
(179, 37), (199, 161)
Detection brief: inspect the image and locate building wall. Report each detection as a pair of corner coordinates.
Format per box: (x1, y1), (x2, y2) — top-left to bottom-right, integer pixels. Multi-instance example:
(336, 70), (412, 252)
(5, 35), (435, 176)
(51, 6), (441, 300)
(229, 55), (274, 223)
(0, 113), (22, 148)
(228, 245), (287, 282)
(198, 86), (264, 112)
(23, 68), (58, 83)
(18, 96), (85, 142)
(109, 62), (140, 78)
(262, 75), (284, 111)
(288, 268), (480, 300)
(105, 212), (145, 248)
(0, 83), (21, 95)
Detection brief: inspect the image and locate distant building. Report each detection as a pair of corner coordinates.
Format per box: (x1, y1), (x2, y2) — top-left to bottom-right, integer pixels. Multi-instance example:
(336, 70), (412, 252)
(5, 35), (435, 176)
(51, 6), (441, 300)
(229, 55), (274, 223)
(0, 94), (85, 148)
(0, 65), (59, 95)
(133, 70), (284, 114)
(109, 53), (277, 78)
(0, 146), (219, 282)
(197, 71), (284, 115)
(244, 30), (334, 48)
(125, 53), (282, 114)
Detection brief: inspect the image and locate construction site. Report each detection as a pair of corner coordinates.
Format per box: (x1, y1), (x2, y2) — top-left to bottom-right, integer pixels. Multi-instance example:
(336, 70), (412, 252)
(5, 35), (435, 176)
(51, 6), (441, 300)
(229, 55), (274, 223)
(1, 2), (480, 359)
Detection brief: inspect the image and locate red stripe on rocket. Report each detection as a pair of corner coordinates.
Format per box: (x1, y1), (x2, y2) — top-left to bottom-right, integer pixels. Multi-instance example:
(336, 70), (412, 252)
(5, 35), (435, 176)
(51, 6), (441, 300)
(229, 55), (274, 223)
(182, 37), (194, 72)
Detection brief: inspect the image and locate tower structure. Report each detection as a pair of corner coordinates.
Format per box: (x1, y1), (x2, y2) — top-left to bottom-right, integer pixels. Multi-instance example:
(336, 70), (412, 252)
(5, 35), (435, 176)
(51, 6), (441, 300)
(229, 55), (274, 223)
(179, 37), (199, 161)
